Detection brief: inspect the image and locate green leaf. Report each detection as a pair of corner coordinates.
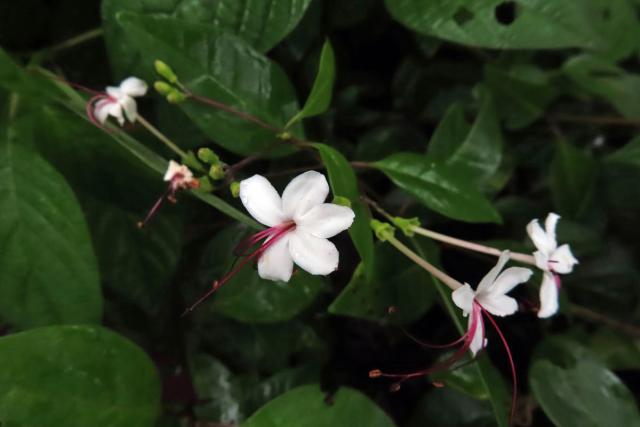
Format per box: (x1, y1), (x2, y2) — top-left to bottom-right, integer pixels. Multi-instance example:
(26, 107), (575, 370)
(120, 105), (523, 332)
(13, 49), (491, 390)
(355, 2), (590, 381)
(550, 141), (598, 219)
(117, 13), (302, 157)
(606, 135), (640, 168)
(241, 384), (396, 427)
(428, 94), (503, 189)
(286, 40), (336, 128)
(384, 0), (640, 60)
(374, 152), (502, 223)
(0, 325), (160, 427)
(408, 388), (494, 427)
(329, 241), (436, 324)
(190, 225), (323, 323)
(313, 143), (375, 278)
(0, 125), (102, 329)
(563, 55), (640, 118)
(530, 355), (640, 427)
(102, 0), (312, 76)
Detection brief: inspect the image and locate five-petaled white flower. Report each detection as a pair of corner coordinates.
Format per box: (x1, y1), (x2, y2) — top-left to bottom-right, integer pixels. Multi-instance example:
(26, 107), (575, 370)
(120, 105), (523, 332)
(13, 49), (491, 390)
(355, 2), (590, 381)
(452, 251), (533, 356)
(94, 77), (148, 126)
(526, 213), (578, 318)
(239, 171), (355, 282)
(164, 160), (197, 194)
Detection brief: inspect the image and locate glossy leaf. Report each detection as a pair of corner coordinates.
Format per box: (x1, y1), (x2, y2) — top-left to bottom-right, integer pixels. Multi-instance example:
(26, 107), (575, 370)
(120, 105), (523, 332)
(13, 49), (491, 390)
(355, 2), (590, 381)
(242, 384), (396, 427)
(191, 225), (323, 323)
(313, 143), (375, 278)
(329, 241), (436, 324)
(384, 0), (639, 60)
(0, 325), (160, 427)
(374, 152), (502, 223)
(550, 141), (598, 219)
(118, 13), (302, 157)
(286, 40), (336, 128)
(102, 0), (312, 75)
(606, 135), (640, 168)
(0, 125), (101, 329)
(408, 388), (494, 427)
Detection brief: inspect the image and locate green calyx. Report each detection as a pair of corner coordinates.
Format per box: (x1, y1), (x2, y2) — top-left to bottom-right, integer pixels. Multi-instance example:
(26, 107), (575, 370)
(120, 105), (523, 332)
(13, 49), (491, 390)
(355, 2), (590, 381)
(370, 219), (395, 241)
(230, 181), (241, 198)
(391, 216), (420, 237)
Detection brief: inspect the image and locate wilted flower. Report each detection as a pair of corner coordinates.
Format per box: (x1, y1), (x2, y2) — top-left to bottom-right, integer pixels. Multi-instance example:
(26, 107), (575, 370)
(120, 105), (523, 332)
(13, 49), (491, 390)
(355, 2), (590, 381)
(90, 77), (148, 126)
(526, 213), (579, 318)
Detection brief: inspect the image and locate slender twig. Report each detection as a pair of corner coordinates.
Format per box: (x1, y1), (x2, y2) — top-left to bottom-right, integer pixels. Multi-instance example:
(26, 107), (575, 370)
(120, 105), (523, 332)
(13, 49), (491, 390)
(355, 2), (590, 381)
(136, 114), (189, 160)
(47, 28), (104, 54)
(551, 114), (640, 127)
(569, 303), (640, 338)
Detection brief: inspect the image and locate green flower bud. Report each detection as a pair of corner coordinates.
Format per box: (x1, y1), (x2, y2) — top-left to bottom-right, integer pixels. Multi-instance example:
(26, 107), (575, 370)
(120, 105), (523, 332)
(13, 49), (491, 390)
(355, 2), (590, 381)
(154, 60), (178, 84)
(153, 81), (173, 95)
(167, 90), (187, 104)
(197, 148), (221, 165)
(230, 181), (241, 198)
(209, 164), (226, 180)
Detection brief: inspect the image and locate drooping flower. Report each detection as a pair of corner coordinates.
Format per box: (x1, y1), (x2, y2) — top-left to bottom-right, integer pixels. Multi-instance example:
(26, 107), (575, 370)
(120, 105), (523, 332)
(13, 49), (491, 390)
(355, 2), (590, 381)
(526, 213), (579, 318)
(89, 77), (148, 126)
(452, 251), (533, 355)
(239, 171), (355, 282)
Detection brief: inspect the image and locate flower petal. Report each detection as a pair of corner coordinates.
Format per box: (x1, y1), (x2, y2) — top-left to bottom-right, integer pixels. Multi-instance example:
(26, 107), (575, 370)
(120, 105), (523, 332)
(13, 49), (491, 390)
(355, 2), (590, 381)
(103, 102), (124, 126)
(468, 310), (486, 357)
(288, 229), (338, 275)
(451, 284), (475, 315)
(120, 96), (138, 122)
(296, 203), (355, 238)
(488, 267), (533, 296)
(538, 272), (559, 318)
(533, 251), (549, 271)
(106, 86), (122, 99)
(545, 213), (560, 242)
(164, 160), (182, 181)
(477, 251), (511, 293)
(239, 175), (286, 227)
(258, 234), (293, 282)
(477, 294), (518, 317)
(526, 219), (556, 254)
(119, 77), (148, 97)
(550, 244), (578, 274)
(281, 171), (329, 219)
(93, 99), (113, 124)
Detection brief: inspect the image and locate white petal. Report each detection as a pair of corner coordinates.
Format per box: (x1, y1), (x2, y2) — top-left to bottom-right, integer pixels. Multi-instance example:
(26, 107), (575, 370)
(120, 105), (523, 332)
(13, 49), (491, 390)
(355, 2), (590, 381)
(545, 213), (560, 242)
(451, 284), (475, 315)
(288, 229), (338, 275)
(477, 251), (511, 293)
(120, 96), (138, 122)
(239, 175), (286, 227)
(93, 99), (112, 124)
(538, 272), (559, 318)
(164, 160), (182, 181)
(550, 244), (578, 274)
(477, 293), (518, 317)
(103, 102), (124, 126)
(526, 219), (556, 254)
(257, 234), (293, 282)
(106, 86), (122, 99)
(281, 171), (329, 219)
(468, 311), (486, 357)
(296, 203), (354, 238)
(119, 77), (148, 97)
(533, 251), (550, 271)
(487, 267), (532, 296)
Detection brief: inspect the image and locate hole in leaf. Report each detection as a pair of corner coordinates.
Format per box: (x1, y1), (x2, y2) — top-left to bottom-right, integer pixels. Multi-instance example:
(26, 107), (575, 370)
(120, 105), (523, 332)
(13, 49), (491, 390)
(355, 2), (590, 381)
(453, 7), (474, 26)
(495, 1), (517, 25)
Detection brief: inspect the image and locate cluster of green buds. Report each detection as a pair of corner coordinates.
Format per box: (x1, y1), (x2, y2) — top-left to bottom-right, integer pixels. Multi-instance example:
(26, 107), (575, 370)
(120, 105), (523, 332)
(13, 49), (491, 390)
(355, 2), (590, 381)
(197, 148), (227, 181)
(153, 60), (188, 104)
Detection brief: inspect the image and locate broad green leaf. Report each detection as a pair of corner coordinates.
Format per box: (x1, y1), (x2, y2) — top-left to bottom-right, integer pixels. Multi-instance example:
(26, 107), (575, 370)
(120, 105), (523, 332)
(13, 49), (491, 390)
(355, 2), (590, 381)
(102, 0), (312, 75)
(408, 388), (494, 427)
(190, 225), (323, 323)
(118, 13), (302, 157)
(530, 355), (640, 427)
(0, 125), (102, 329)
(563, 55), (640, 118)
(0, 325), (160, 427)
(0, 48), (64, 101)
(606, 135), (640, 168)
(356, 125), (427, 162)
(428, 94), (503, 189)
(589, 329), (640, 371)
(384, 0), (639, 60)
(484, 64), (558, 129)
(329, 241), (436, 324)
(313, 143), (374, 278)
(241, 384), (396, 427)
(374, 152), (502, 223)
(550, 141), (598, 219)
(286, 40), (336, 128)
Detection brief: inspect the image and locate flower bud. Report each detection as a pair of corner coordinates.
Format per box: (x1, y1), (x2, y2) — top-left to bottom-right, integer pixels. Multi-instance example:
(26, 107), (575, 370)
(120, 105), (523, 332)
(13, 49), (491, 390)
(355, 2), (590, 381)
(154, 81), (173, 96)
(154, 60), (178, 84)
(167, 90), (187, 104)
(209, 164), (226, 180)
(197, 148), (221, 165)
(230, 181), (241, 198)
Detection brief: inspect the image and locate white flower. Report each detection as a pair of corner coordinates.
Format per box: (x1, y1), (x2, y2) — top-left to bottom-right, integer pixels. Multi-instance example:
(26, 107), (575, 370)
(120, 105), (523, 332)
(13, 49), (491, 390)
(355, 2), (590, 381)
(452, 251), (532, 355)
(239, 171), (355, 282)
(94, 77), (148, 126)
(164, 160), (195, 188)
(526, 213), (579, 318)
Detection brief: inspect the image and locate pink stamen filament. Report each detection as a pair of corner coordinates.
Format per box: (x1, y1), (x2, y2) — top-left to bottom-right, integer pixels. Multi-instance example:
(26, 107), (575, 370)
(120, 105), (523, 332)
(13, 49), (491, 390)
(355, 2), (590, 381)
(183, 222), (295, 315)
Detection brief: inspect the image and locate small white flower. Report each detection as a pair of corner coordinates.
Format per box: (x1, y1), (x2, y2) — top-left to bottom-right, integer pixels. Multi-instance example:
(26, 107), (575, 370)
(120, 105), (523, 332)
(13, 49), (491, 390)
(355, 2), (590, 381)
(452, 251), (532, 355)
(164, 160), (196, 190)
(239, 171), (355, 282)
(526, 213), (579, 318)
(94, 77), (148, 126)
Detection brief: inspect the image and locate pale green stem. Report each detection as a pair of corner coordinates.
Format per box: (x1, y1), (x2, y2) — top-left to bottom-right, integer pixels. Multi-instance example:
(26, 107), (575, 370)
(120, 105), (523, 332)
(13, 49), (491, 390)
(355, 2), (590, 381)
(386, 234), (462, 291)
(411, 226), (537, 267)
(8, 93), (19, 120)
(136, 114), (189, 160)
(47, 28), (103, 54)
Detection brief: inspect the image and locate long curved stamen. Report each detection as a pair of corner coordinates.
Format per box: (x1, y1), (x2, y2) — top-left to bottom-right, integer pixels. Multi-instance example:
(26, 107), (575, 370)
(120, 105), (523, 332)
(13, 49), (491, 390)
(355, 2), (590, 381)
(182, 223), (295, 315)
(482, 310), (518, 424)
(400, 326), (468, 349)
